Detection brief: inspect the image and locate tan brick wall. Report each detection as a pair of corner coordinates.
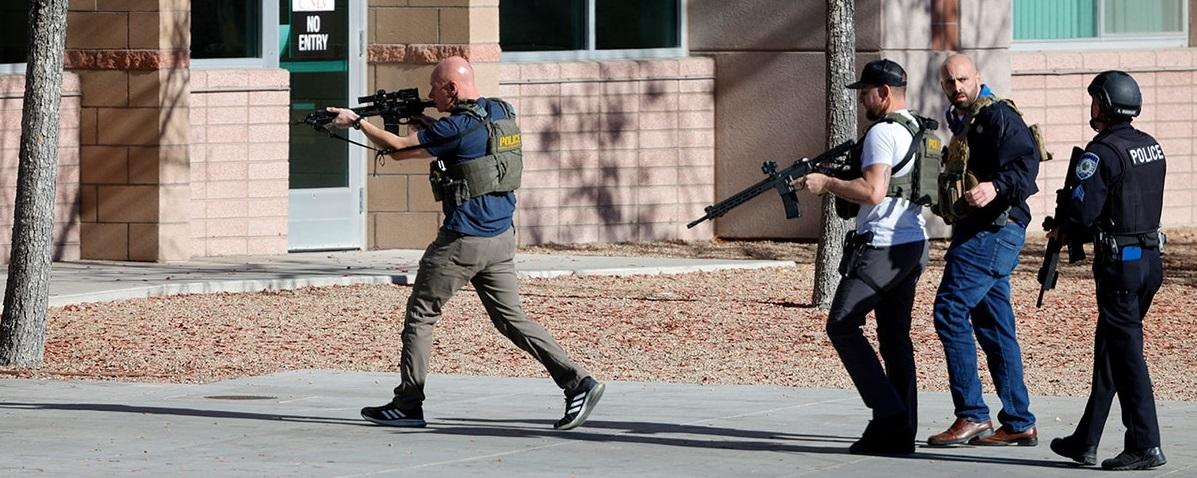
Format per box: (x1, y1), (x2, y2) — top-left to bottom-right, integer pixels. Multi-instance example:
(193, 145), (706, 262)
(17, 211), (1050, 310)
(188, 69), (290, 257)
(366, 0), (501, 249)
(1011, 49), (1197, 228)
(0, 74), (83, 264)
(497, 58), (717, 245)
(70, 0), (193, 261)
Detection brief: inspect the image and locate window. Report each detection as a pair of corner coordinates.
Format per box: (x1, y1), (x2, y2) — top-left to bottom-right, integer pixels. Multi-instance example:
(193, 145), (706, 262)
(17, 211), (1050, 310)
(500, 0), (685, 61)
(191, 0), (279, 68)
(0, 0), (29, 72)
(1013, 0), (1187, 49)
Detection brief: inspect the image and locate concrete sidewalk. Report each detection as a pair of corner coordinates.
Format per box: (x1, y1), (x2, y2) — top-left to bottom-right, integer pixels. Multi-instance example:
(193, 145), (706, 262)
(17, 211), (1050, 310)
(0, 249), (794, 307)
(1, 371), (1192, 477)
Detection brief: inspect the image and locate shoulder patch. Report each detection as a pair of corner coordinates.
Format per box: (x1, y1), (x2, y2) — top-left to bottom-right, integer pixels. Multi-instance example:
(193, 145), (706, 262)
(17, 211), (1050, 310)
(1076, 152), (1100, 181)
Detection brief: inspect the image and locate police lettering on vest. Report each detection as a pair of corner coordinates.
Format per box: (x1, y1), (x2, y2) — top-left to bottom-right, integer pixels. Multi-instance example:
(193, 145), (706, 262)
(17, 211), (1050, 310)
(1128, 144), (1164, 166)
(428, 98), (524, 206)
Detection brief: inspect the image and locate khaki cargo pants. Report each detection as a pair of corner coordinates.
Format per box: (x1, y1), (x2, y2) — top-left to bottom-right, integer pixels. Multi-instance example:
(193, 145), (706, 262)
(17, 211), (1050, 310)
(392, 228), (588, 407)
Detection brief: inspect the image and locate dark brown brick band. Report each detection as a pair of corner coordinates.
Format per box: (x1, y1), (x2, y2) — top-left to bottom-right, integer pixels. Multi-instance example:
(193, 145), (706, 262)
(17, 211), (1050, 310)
(368, 44), (501, 65)
(65, 49), (189, 70)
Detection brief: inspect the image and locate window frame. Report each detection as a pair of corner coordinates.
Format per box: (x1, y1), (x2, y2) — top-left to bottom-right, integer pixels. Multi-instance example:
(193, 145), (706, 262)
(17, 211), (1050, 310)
(500, 0), (687, 62)
(191, 0), (280, 69)
(1012, 0), (1189, 51)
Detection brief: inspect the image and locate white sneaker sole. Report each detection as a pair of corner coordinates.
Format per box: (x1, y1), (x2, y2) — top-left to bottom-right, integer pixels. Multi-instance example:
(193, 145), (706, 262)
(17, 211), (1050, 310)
(555, 382), (605, 431)
(361, 412), (427, 428)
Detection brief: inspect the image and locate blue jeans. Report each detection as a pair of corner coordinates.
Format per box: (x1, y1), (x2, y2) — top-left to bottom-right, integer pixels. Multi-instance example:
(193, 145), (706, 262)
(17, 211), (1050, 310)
(933, 222), (1036, 432)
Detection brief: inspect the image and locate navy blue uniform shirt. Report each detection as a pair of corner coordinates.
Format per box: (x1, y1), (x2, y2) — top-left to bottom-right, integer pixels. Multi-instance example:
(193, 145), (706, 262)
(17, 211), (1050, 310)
(418, 97), (516, 237)
(960, 100), (1041, 229)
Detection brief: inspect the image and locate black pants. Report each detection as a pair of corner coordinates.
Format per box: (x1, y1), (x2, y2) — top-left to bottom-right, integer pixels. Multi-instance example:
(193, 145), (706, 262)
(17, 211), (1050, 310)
(1074, 248), (1163, 450)
(827, 239), (928, 432)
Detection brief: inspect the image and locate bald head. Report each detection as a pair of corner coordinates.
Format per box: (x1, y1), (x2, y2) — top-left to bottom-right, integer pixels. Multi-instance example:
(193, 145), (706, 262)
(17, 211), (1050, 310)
(429, 56), (480, 111)
(940, 53), (982, 110)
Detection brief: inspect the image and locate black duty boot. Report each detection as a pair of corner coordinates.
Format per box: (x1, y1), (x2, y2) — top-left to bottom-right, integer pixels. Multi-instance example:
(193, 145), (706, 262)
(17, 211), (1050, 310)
(1049, 436), (1097, 465)
(1101, 447), (1166, 471)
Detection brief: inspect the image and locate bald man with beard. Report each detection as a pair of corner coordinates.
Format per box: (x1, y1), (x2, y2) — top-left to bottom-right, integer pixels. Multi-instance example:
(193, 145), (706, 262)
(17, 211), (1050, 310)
(927, 53), (1041, 448)
(326, 56), (605, 431)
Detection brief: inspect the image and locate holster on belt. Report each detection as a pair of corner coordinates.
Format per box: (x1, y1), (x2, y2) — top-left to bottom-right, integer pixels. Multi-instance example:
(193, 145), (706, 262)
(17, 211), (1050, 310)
(838, 230), (875, 277)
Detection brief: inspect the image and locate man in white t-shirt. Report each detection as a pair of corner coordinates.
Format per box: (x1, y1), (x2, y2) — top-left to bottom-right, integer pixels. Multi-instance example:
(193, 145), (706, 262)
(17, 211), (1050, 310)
(796, 59), (929, 455)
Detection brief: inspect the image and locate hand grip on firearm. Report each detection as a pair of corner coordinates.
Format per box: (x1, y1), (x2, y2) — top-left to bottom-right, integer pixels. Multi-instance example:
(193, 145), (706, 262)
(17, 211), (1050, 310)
(1036, 146), (1088, 308)
(293, 88), (436, 135)
(687, 140), (856, 229)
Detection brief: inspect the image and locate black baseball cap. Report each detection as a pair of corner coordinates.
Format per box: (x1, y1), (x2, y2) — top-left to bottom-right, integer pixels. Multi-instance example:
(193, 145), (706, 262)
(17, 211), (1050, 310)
(846, 59), (907, 89)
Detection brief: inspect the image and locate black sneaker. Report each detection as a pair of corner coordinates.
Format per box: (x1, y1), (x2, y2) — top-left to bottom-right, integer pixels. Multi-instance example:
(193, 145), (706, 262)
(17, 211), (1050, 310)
(361, 402), (427, 427)
(554, 377), (604, 430)
(1050, 436), (1097, 466)
(1101, 447), (1166, 471)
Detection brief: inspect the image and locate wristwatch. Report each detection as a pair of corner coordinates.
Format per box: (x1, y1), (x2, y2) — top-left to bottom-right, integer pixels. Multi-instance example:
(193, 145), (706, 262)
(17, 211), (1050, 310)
(351, 116), (364, 130)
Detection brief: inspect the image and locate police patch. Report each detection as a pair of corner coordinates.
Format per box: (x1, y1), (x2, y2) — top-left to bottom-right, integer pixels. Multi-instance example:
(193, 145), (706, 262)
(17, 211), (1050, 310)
(1075, 152), (1099, 181)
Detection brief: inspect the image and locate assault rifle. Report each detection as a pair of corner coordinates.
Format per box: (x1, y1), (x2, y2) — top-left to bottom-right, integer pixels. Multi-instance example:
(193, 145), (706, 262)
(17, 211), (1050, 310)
(687, 140), (856, 228)
(294, 88), (435, 135)
(1037, 146), (1089, 308)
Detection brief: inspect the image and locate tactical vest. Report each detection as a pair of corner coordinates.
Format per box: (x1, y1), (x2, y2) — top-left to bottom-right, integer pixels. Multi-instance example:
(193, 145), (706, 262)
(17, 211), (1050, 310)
(933, 96), (1052, 224)
(835, 112), (942, 219)
(1089, 126), (1166, 235)
(428, 98), (524, 206)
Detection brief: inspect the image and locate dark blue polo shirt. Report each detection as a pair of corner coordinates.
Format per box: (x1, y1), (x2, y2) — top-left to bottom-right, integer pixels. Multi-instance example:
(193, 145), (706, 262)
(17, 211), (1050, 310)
(417, 98), (516, 237)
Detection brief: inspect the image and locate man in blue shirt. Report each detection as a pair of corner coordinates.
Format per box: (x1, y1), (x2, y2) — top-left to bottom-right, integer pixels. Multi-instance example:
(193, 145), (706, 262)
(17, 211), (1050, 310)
(326, 56), (604, 430)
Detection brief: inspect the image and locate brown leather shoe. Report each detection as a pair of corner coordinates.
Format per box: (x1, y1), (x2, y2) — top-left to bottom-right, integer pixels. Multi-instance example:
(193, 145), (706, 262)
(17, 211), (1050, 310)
(926, 418), (994, 447)
(971, 425), (1038, 446)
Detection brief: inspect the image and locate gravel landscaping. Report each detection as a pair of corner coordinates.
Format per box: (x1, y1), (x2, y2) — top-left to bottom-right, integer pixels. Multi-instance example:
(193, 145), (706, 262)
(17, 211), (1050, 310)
(5, 229), (1196, 401)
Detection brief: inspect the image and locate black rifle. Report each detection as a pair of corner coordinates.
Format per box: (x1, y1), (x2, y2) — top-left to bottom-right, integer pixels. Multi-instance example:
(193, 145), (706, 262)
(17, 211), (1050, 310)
(294, 88), (435, 135)
(1037, 146), (1089, 307)
(687, 140), (856, 229)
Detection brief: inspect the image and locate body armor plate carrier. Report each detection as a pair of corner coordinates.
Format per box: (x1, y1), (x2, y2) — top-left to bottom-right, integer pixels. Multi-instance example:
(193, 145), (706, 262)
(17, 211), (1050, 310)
(429, 98), (524, 206)
(835, 112), (942, 219)
(933, 96), (1052, 224)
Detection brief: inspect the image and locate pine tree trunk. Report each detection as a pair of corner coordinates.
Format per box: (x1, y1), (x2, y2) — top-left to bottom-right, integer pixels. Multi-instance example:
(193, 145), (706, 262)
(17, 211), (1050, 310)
(813, 0), (856, 310)
(1, 0), (70, 367)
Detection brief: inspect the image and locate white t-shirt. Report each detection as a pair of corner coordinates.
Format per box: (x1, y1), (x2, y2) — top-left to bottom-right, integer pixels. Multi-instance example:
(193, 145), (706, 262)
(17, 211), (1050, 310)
(855, 110), (928, 247)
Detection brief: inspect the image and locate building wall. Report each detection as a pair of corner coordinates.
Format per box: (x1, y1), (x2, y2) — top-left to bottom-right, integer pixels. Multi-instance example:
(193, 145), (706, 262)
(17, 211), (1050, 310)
(688, 0), (885, 239)
(0, 74), (82, 264)
(364, 0), (502, 249)
(497, 58), (717, 245)
(1011, 49), (1197, 226)
(188, 69), (290, 257)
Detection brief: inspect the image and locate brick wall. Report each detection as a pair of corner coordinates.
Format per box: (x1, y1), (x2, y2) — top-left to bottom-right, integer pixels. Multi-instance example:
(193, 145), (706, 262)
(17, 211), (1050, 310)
(497, 58), (717, 245)
(1011, 49), (1197, 227)
(188, 69), (290, 257)
(0, 73), (82, 264)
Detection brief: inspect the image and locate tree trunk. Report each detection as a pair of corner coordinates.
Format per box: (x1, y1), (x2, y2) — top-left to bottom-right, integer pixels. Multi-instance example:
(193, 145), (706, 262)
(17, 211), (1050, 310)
(813, 0), (856, 310)
(1, 0), (70, 367)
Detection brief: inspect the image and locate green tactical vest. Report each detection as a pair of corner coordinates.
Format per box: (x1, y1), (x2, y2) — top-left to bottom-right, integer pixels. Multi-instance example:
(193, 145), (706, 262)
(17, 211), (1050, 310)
(835, 112), (942, 219)
(933, 96), (1052, 224)
(428, 98), (524, 206)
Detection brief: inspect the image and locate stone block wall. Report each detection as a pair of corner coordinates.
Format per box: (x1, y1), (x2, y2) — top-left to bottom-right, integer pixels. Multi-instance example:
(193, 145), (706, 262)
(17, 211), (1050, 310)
(366, 0), (502, 249)
(0, 74), (82, 264)
(188, 69), (290, 257)
(1011, 49), (1197, 227)
(68, 0), (193, 261)
(497, 58), (717, 245)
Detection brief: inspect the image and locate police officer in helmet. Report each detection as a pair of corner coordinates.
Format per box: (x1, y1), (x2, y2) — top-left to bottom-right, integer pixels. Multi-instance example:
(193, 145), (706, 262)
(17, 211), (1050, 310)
(1049, 70), (1168, 470)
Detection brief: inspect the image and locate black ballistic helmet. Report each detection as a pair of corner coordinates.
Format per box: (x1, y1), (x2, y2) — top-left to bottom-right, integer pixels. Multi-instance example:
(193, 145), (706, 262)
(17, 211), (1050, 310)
(1087, 70), (1141, 118)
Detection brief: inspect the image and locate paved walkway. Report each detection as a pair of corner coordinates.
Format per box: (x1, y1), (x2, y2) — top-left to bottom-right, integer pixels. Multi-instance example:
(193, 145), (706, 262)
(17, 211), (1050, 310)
(0, 251), (1193, 476)
(2, 371), (1193, 477)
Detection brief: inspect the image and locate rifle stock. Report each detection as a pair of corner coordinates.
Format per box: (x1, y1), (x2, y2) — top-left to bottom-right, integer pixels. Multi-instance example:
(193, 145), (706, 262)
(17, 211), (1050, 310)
(687, 140), (856, 229)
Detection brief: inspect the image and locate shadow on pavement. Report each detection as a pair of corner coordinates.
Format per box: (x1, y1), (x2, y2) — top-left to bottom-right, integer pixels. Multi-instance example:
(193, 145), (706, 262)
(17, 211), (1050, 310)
(0, 401), (1080, 469)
